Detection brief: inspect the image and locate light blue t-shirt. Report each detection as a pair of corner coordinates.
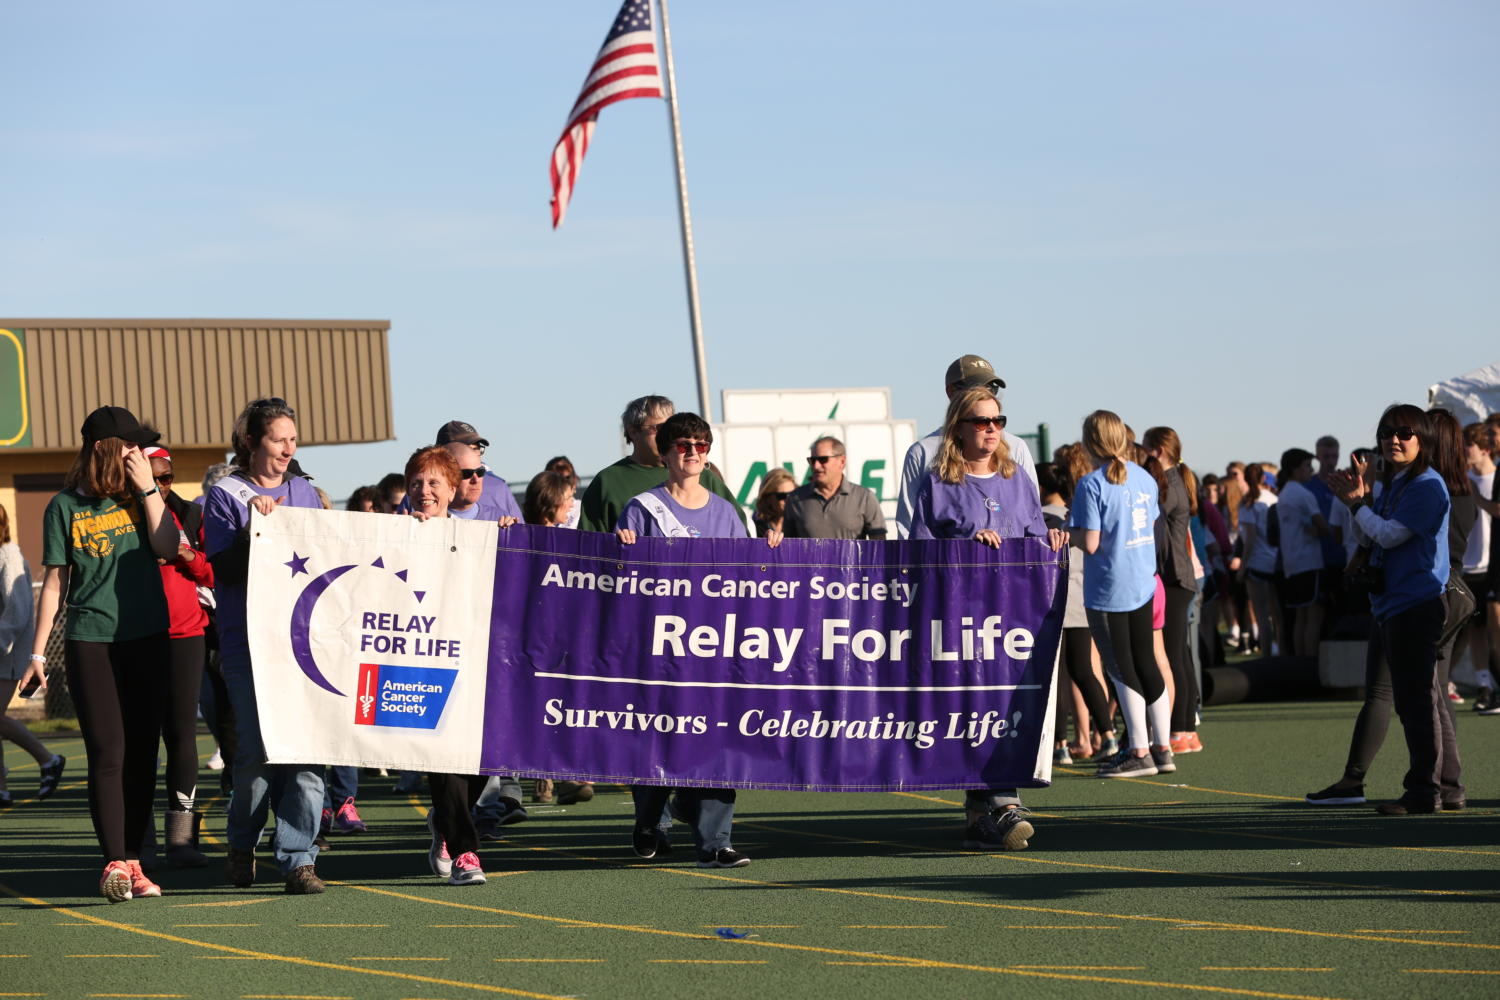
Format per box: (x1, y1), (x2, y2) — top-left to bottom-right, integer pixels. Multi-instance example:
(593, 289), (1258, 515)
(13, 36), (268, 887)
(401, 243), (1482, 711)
(1069, 463), (1160, 612)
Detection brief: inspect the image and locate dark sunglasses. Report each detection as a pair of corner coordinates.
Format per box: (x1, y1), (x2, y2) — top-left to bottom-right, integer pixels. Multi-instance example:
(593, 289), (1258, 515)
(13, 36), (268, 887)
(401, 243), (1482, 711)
(154, 474), (174, 486)
(1377, 425), (1416, 442)
(458, 468), (484, 481)
(672, 440), (710, 455)
(772, 490), (794, 501)
(962, 415), (1008, 430)
(808, 454), (843, 465)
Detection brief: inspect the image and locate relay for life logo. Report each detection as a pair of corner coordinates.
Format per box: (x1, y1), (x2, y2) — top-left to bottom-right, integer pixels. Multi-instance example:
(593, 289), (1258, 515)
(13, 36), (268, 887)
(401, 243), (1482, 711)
(284, 549), (463, 732)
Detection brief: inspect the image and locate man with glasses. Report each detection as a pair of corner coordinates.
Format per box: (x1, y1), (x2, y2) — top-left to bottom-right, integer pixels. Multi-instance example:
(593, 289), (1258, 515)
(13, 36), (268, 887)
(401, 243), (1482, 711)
(895, 355), (1036, 540)
(433, 420), (522, 521)
(784, 436), (886, 540)
(579, 395), (741, 533)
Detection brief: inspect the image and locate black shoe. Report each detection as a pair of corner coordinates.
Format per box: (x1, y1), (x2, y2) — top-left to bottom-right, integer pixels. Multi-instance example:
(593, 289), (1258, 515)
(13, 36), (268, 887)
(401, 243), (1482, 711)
(697, 848), (750, 869)
(1305, 783), (1365, 806)
(1376, 798), (1438, 816)
(226, 848), (256, 888)
(1474, 687), (1500, 715)
(1442, 800), (1466, 812)
(631, 827), (659, 859)
(37, 755), (66, 800)
(963, 808), (1034, 851)
(497, 796), (529, 825)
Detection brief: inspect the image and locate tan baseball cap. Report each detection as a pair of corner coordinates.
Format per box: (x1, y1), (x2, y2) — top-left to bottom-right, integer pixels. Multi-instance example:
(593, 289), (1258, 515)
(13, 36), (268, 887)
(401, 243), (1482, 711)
(945, 355), (1006, 391)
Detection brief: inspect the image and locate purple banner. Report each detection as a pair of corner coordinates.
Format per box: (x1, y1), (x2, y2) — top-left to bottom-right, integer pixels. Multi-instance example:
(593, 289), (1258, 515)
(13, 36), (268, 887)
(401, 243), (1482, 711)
(481, 526), (1066, 791)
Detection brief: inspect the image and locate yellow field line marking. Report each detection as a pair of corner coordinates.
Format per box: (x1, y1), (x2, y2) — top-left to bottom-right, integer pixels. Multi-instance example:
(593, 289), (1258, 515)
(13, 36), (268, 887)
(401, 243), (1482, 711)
(825, 961), (934, 966)
(655, 867), (1500, 953)
(305, 924), (389, 927)
(1052, 766), (1303, 801)
(173, 924), (261, 928)
(89, 995), (190, 998)
(0, 955), (30, 958)
(1404, 969), (1500, 975)
(0, 885), (578, 1000)
(341, 882), (1362, 999)
(699, 924), (798, 928)
(1, 739), (84, 771)
(66, 955), (160, 958)
(1017, 966), (1146, 970)
(647, 959), (768, 964)
(739, 818), (1481, 900)
(431, 924), (516, 928)
(170, 897), (279, 908)
(491, 959), (603, 964)
(1357, 929), (1466, 934)
(348, 957), (448, 961)
(1203, 968), (1335, 972)
(242, 996), (355, 999)
(1007, 925), (1118, 930)
(843, 924), (947, 929)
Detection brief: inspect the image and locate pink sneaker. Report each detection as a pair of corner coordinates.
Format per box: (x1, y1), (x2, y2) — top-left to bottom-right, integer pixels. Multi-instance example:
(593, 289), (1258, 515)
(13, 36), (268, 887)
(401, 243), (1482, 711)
(332, 797), (366, 834)
(100, 861), (132, 903)
(126, 860), (161, 898)
(427, 813), (451, 878)
(449, 851), (486, 886)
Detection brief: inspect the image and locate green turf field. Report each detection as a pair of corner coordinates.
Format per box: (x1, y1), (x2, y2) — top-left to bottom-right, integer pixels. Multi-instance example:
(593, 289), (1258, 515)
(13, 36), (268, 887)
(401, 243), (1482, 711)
(3, 698), (1498, 1000)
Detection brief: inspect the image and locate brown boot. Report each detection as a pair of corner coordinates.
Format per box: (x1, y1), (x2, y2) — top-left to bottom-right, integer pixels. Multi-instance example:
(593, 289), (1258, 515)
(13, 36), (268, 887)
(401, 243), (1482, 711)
(226, 848), (256, 888)
(165, 810), (209, 868)
(284, 865), (326, 894)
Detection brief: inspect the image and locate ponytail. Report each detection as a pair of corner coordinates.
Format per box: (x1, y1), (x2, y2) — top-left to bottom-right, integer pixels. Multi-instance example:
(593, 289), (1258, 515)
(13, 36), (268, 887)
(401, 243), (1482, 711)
(1106, 456), (1127, 485)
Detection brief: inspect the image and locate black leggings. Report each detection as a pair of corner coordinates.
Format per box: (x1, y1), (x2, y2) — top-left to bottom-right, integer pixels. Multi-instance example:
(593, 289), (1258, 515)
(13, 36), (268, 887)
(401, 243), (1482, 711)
(1092, 602), (1164, 702)
(1163, 586), (1198, 731)
(161, 635), (206, 813)
(66, 634), (168, 862)
(1061, 627), (1111, 731)
(429, 773), (488, 858)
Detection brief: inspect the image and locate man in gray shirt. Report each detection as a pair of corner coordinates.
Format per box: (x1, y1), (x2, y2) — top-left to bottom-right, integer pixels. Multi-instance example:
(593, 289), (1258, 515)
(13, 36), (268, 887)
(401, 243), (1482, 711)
(784, 436), (887, 540)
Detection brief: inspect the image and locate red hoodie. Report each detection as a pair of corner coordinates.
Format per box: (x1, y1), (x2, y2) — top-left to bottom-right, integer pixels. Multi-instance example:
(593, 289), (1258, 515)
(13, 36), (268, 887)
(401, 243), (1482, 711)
(160, 505), (213, 638)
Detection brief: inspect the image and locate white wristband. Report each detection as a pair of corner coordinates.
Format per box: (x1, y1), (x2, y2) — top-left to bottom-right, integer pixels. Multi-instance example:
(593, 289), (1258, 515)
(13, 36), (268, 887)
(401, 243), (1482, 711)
(29, 654), (47, 663)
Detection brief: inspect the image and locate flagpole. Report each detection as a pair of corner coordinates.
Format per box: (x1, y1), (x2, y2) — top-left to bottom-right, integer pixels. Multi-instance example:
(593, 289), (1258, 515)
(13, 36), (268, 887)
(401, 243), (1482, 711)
(655, 0), (713, 422)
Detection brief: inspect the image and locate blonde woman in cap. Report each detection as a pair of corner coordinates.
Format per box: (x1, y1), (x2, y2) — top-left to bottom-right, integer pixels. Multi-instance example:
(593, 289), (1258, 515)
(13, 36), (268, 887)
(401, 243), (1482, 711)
(22, 406), (180, 901)
(896, 354), (1038, 540)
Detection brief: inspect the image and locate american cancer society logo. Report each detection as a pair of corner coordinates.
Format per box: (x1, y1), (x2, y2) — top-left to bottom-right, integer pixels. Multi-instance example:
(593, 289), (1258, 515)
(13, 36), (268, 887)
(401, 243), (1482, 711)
(355, 663), (459, 729)
(283, 549), (462, 731)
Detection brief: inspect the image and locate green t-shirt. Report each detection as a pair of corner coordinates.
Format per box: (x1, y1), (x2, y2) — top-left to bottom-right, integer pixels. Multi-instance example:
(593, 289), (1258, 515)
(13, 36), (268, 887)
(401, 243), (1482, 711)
(579, 458), (742, 533)
(42, 490), (170, 642)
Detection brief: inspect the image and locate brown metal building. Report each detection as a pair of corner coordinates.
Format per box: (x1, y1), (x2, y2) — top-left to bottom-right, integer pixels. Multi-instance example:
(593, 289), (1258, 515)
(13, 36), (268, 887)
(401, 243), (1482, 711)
(0, 319), (394, 573)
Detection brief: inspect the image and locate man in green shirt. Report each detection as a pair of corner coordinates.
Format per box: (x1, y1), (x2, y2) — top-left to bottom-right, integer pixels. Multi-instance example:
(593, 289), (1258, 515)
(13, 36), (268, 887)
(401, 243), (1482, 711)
(579, 395), (741, 532)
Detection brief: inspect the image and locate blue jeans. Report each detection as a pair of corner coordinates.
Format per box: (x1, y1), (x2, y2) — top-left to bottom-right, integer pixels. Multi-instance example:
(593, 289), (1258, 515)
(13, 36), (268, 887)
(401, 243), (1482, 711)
(966, 789), (1021, 814)
(633, 787), (735, 855)
(323, 766), (359, 811)
(219, 643), (324, 875)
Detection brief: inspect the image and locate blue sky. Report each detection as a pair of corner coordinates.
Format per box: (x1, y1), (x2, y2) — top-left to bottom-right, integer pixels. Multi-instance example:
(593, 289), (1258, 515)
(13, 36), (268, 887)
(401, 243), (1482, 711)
(3, 1), (1496, 497)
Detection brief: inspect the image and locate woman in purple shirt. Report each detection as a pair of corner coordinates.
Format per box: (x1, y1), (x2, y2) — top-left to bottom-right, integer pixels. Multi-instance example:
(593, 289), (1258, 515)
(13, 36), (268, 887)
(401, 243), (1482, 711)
(910, 387), (1065, 853)
(204, 398), (327, 895)
(616, 411), (780, 868)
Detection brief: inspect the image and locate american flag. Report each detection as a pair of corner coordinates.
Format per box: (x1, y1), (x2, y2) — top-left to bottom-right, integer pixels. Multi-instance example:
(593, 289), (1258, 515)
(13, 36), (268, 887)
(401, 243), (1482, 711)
(549, 0), (664, 228)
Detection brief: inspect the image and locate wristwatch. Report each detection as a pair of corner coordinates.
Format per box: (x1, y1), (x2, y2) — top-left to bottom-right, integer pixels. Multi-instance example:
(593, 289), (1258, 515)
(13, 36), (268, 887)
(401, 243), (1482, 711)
(137, 485), (160, 500)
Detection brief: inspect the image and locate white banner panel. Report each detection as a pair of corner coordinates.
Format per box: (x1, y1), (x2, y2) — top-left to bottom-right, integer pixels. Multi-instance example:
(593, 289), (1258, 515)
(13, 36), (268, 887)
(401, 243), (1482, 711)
(246, 507), (498, 773)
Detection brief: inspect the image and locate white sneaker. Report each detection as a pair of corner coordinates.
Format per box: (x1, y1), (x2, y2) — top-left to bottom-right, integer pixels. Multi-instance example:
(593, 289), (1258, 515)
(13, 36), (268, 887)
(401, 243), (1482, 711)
(207, 747), (225, 771)
(427, 813), (452, 878)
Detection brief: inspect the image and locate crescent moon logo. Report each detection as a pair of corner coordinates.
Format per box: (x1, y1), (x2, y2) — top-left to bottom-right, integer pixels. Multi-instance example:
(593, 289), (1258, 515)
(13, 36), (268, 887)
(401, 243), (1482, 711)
(290, 564), (358, 695)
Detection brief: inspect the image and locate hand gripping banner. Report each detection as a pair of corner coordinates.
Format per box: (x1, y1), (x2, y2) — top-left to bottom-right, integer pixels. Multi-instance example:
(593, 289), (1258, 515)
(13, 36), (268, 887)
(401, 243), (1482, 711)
(248, 511), (1066, 790)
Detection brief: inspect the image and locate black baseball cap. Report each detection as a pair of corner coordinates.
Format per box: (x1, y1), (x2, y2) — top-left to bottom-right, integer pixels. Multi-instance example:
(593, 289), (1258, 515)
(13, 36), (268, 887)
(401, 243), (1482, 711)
(80, 406), (160, 446)
(436, 420), (489, 448)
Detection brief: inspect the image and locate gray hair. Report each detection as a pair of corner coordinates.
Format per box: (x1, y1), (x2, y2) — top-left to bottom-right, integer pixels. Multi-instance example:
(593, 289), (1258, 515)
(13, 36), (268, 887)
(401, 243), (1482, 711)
(620, 395), (673, 442)
(810, 435), (845, 456)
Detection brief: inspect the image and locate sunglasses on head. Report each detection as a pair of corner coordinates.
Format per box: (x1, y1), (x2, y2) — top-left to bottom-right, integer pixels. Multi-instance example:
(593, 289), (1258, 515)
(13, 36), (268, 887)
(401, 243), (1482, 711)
(672, 439), (710, 455)
(458, 467), (484, 480)
(1377, 425), (1416, 442)
(962, 415), (1007, 430)
(808, 454), (842, 465)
